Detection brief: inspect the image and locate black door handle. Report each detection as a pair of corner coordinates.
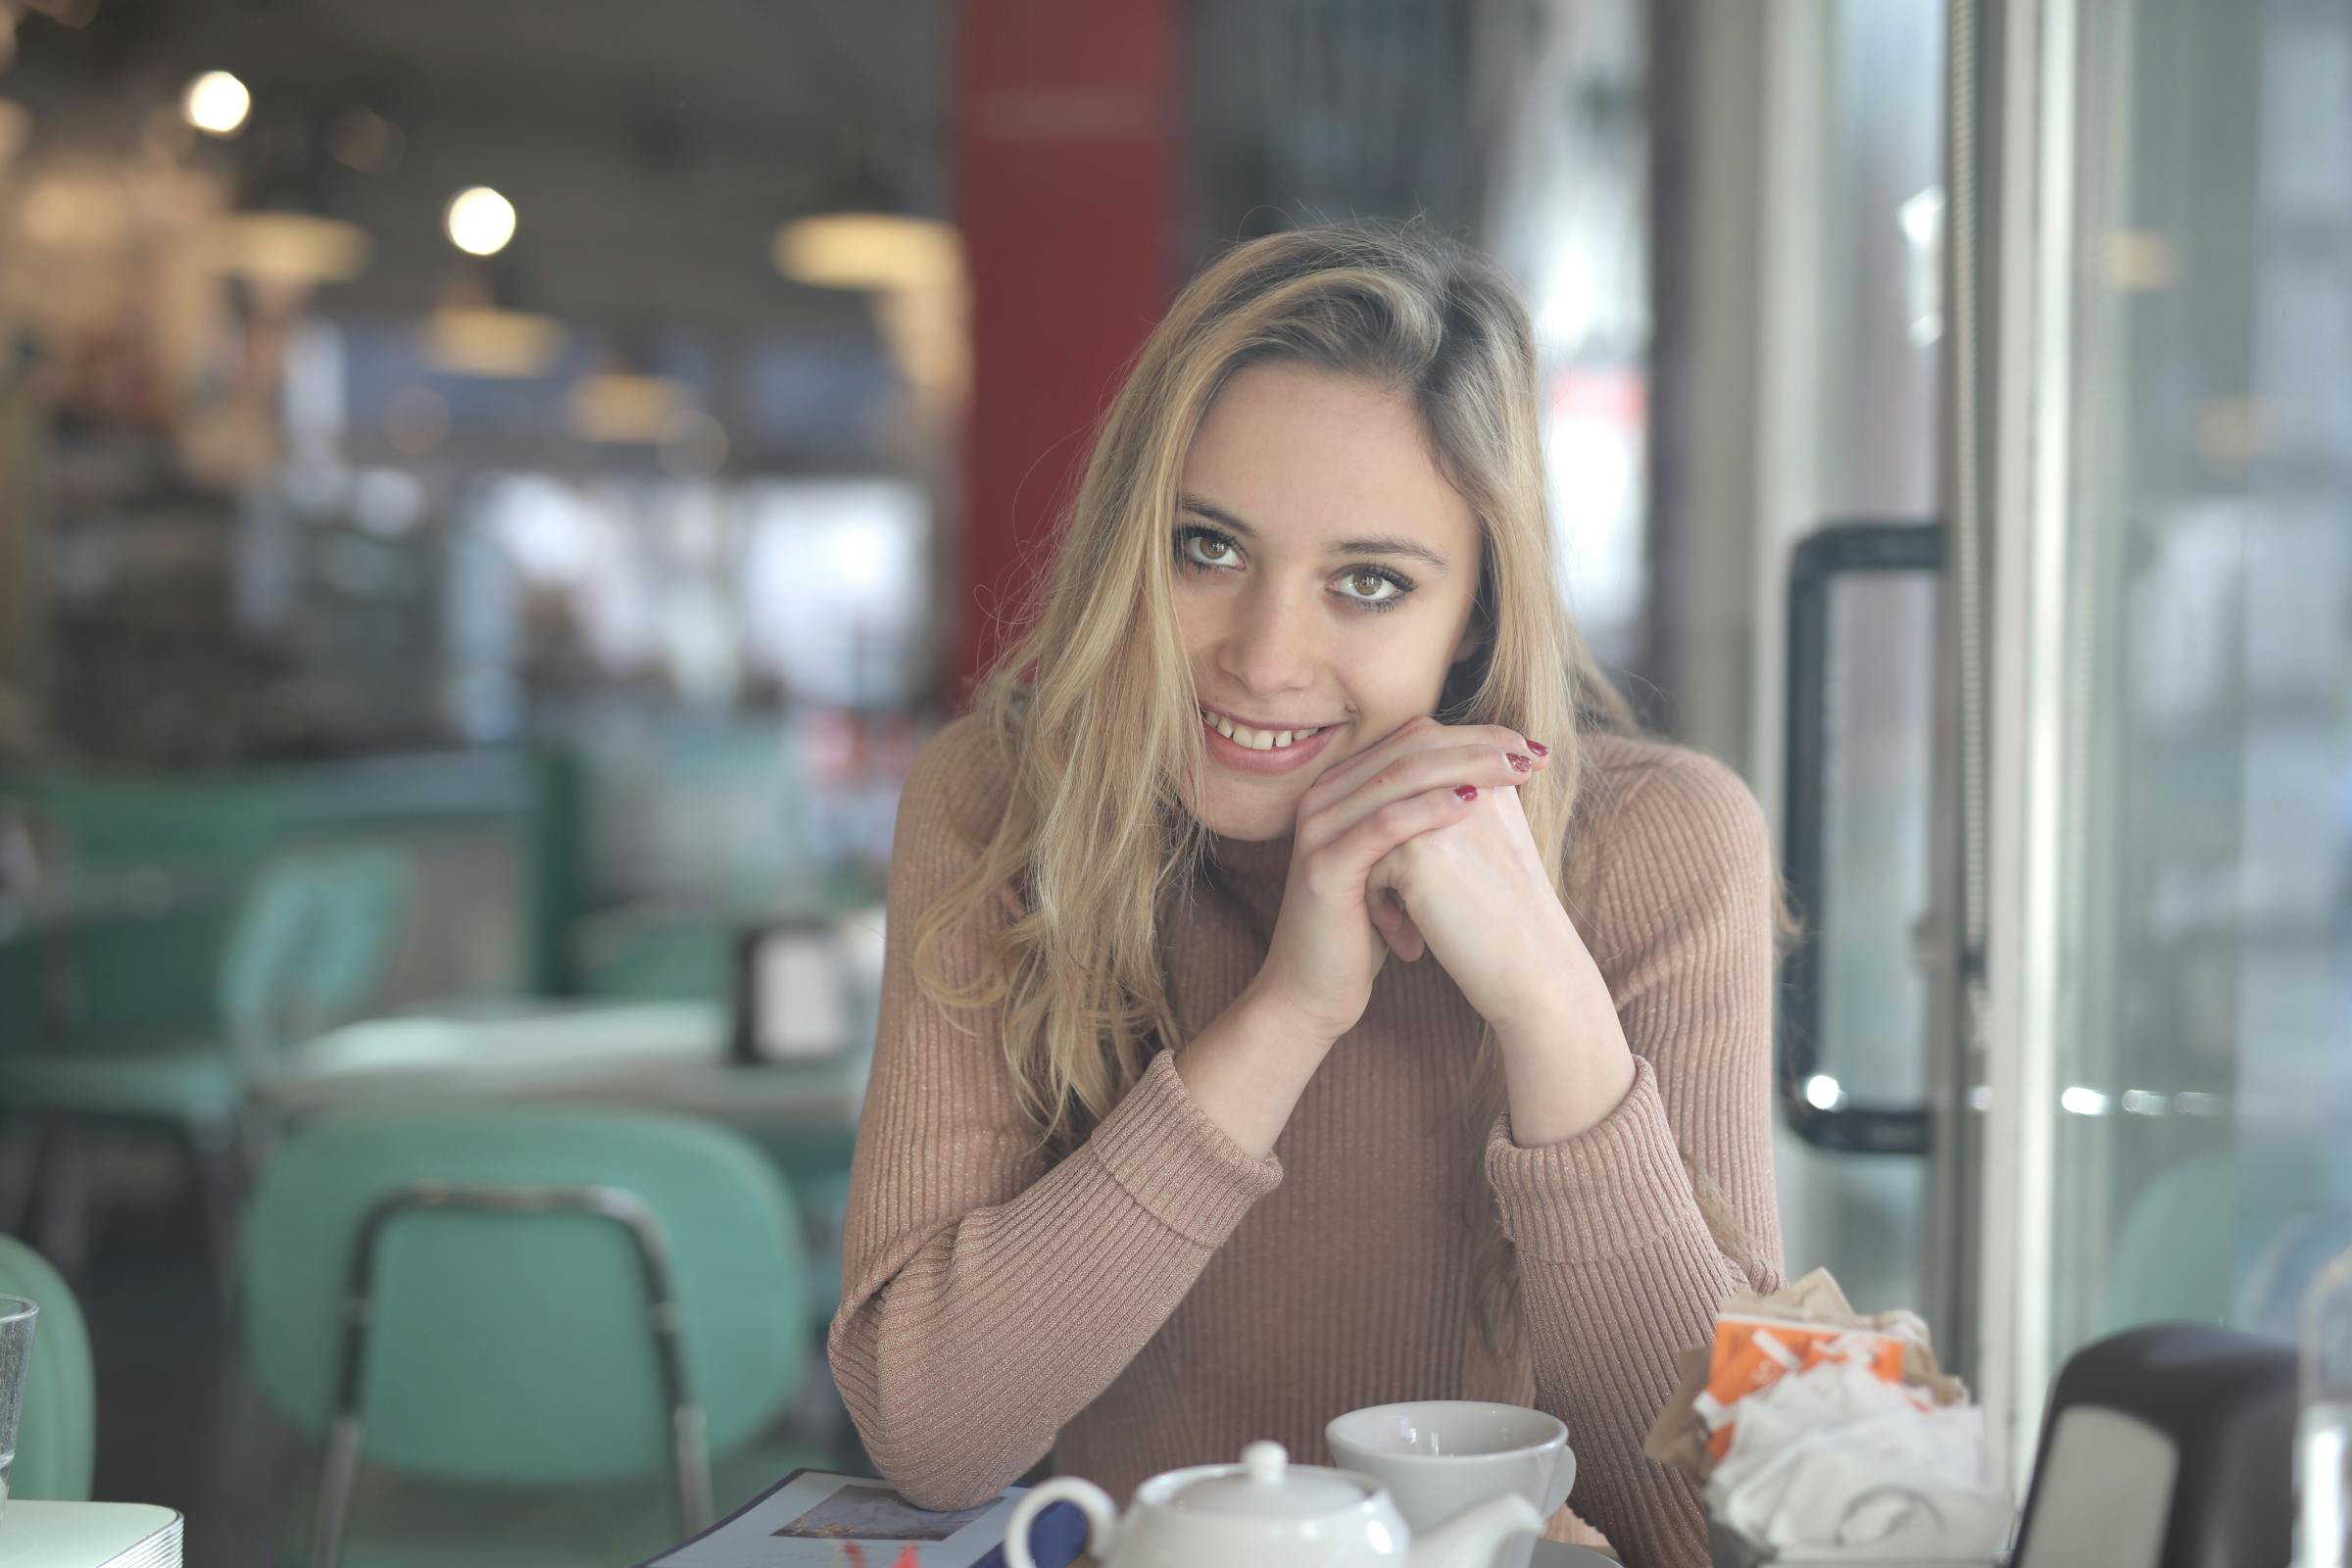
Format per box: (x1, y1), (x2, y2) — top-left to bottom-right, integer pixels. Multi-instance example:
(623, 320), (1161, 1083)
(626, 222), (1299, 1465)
(1781, 519), (1945, 1153)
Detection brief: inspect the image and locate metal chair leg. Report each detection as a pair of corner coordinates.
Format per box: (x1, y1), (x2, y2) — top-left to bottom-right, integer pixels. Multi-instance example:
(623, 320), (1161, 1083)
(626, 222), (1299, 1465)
(185, 1117), (244, 1320)
(31, 1116), (90, 1278)
(308, 1413), (365, 1568)
(0, 1114), (45, 1237)
(304, 1179), (714, 1567)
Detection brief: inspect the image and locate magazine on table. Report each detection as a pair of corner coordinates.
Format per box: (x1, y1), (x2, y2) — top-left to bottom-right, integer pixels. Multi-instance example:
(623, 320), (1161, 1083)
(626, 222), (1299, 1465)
(636, 1468), (1088, 1568)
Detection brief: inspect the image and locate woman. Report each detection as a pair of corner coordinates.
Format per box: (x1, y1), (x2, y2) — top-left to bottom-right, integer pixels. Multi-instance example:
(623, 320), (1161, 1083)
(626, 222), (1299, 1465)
(827, 221), (1784, 1568)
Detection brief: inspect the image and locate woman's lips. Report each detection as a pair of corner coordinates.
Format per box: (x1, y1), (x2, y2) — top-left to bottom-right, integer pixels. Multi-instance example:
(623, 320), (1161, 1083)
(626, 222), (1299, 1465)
(1201, 713), (1341, 774)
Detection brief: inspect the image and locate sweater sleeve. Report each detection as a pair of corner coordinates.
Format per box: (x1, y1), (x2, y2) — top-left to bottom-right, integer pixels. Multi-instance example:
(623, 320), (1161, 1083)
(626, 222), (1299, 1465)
(1484, 747), (1788, 1568)
(826, 720), (1284, 1510)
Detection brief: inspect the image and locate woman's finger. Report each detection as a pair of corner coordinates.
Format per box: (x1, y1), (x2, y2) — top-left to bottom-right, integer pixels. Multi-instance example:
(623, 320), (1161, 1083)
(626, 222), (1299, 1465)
(1300, 740), (1533, 852)
(1304, 781), (1484, 907)
(1367, 888), (1425, 962)
(1302, 715), (1543, 811)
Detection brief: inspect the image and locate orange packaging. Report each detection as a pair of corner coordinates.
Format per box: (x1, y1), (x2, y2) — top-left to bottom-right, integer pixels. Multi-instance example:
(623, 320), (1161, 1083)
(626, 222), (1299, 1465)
(1692, 1315), (1908, 1460)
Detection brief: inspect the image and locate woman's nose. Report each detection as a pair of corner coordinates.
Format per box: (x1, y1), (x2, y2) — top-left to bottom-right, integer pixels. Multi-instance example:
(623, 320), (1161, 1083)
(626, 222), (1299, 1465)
(1216, 598), (1317, 697)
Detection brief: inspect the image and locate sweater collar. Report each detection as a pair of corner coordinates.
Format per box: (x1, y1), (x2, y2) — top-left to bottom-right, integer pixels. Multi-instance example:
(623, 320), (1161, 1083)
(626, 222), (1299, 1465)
(1194, 827), (1295, 928)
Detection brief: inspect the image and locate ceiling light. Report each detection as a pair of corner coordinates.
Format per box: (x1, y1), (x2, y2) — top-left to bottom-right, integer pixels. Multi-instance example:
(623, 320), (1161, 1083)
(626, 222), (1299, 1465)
(446, 186), (515, 257)
(206, 212), (371, 285)
(182, 72), (251, 137)
(423, 308), (565, 379)
(569, 373), (687, 444)
(772, 213), (959, 291)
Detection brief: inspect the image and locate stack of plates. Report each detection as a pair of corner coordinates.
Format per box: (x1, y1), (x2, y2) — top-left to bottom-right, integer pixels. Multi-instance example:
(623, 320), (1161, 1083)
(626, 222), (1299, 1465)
(0, 1502), (183, 1568)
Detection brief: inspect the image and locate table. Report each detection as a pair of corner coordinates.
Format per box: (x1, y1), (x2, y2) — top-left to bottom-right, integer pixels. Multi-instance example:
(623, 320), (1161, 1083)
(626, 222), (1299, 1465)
(1071, 1543), (1614, 1566)
(0, 1501), (183, 1567)
(253, 1000), (869, 1126)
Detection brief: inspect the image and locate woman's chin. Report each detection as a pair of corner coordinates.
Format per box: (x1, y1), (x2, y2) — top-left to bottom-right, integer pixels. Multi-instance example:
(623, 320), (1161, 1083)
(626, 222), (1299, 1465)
(1192, 783), (1303, 842)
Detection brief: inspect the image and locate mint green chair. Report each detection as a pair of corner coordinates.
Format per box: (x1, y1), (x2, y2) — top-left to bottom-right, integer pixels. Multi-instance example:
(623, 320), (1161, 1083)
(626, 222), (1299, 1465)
(240, 1107), (820, 1568)
(2102, 1150), (2238, 1332)
(573, 906), (734, 1003)
(0, 1235), (95, 1501)
(2, 842), (414, 1291)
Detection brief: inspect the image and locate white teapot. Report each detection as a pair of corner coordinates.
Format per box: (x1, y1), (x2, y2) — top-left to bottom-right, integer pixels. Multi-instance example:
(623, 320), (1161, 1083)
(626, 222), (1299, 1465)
(1004, 1440), (1544, 1568)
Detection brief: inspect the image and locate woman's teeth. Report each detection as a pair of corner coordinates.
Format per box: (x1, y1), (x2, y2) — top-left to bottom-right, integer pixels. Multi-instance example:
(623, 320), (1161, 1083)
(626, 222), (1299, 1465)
(1201, 709), (1322, 752)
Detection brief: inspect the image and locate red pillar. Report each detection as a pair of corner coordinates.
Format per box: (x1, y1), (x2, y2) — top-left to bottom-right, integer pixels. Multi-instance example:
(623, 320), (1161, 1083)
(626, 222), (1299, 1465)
(949, 0), (1183, 703)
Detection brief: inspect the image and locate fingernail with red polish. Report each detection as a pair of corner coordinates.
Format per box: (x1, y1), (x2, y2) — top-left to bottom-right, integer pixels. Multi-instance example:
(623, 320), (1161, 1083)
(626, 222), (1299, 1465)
(1526, 740), (1550, 757)
(1454, 785), (1478, 802)
(1506, 753), (1533, 772)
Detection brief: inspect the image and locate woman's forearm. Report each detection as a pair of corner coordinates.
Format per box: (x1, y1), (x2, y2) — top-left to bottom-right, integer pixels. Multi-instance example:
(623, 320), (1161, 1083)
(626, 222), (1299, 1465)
(834, 1051), (1282, 1509)
(1172, 979), (1341, 1157)
(1489, 951), (1638, 1148)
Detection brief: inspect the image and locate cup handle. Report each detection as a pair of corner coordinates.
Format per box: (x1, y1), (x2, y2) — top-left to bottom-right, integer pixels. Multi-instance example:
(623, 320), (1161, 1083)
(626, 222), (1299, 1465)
(1542, 1448), (1578, 1519)
(1004, 1477), (1118, 1568)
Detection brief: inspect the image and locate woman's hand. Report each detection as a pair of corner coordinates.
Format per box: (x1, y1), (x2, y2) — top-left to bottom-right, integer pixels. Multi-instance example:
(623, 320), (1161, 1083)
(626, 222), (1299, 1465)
(1364, 777), (1592, 1034)
(1250, 715), (1549, 1044)
(1364, 753), (1641, 1145)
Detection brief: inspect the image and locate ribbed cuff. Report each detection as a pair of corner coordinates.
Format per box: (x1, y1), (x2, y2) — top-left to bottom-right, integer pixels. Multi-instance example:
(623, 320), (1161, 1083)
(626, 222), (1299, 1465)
(1086, 1049), (1284, 1247)
(1484, 1056), (1704, 1263)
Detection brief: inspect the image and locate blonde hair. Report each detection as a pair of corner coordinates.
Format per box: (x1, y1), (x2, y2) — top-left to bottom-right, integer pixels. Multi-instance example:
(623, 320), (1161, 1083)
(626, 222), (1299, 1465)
(915, 220), (1668, 1356)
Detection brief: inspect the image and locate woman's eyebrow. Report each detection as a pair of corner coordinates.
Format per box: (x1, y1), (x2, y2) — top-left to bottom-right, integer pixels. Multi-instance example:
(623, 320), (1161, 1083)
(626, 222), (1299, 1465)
(1176, 492), (1451, 571)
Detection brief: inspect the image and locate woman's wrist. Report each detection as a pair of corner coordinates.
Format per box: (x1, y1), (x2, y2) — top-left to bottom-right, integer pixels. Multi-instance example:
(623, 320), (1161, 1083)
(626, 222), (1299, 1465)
(1489, 956), (1638, 1147)
(1236, 970), (1353, 1054)
(1172, 978), (1340, 1159)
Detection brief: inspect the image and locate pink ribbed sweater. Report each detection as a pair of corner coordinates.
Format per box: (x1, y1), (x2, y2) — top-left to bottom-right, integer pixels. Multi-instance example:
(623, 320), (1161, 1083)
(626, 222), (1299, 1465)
(828, 713), (1785, 1568)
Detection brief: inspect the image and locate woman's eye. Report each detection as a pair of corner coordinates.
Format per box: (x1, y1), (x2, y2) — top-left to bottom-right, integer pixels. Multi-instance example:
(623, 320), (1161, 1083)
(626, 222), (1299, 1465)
(1180, 529), (1238, 568)
(1177, 528), (1407, 609)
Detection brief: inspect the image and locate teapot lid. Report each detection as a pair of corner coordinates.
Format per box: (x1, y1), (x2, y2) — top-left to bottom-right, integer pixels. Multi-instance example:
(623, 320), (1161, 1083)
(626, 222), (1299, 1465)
(1167, 1442), (1371, 1518)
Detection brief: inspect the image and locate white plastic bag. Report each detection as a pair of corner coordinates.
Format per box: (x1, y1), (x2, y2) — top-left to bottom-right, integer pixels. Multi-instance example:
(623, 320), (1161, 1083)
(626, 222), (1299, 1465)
(1705, 1362), (2010, 1557)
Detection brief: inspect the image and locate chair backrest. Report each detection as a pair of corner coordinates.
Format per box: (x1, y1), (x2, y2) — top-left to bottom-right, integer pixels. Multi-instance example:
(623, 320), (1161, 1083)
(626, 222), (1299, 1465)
(2235, 1207), (2352, 1342)
(238, 1106), (810, 1486)
(217, 844), (415, 1074)
(2102, 1151), (2237, 1332)
(0, 1235), (95, 1501)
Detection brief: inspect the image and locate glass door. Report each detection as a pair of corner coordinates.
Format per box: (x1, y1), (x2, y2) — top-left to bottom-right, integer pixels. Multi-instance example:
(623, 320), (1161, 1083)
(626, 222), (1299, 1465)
(1765, 0), (1954, 1344)
(1969, 0), (2352, 1470)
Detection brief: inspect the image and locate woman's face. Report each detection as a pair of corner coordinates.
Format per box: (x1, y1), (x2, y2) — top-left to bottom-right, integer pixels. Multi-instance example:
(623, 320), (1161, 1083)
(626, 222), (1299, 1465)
(1172, 362), (1486, 841)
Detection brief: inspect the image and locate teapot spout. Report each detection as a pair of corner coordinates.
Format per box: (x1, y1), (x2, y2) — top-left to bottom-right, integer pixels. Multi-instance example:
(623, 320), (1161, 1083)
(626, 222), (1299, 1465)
(1405, 1493), (1544, 1568)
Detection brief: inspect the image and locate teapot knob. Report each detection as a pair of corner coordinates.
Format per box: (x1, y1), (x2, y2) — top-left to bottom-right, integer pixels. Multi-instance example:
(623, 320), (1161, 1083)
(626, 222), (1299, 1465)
(1241, 1441), (1288, 1485)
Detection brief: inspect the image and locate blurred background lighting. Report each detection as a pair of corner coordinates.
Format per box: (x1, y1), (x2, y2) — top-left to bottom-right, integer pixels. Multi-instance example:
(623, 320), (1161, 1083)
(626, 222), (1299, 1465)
(328, 108), (401, 172)
(446, 185), (516, 256)
(384, 384), (452, 456)
(569, 373), (687, 444)
(422, 307), (565, 379)
(207, 211), (371, 285)
(772, 213), (960, 292)
(776, 214), (968, 404)
(180, 71), (250, 137)
(0, 100), (29, 170)
(657, 408), (730, 477)
(30, 0), (102, 25)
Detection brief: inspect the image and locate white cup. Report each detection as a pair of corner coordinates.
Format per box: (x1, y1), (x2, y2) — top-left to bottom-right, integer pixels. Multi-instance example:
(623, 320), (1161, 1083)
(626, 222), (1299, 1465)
(1327, 1400), (1576, 1568)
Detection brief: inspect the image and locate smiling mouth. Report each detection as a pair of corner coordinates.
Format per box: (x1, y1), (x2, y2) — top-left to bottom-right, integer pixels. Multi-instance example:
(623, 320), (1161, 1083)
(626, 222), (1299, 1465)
(1199, 706), (1329, 753)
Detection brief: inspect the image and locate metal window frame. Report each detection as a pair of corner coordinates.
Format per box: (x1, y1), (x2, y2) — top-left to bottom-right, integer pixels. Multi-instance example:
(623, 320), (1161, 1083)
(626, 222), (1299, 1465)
(1956, 0), (2081, 1487)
